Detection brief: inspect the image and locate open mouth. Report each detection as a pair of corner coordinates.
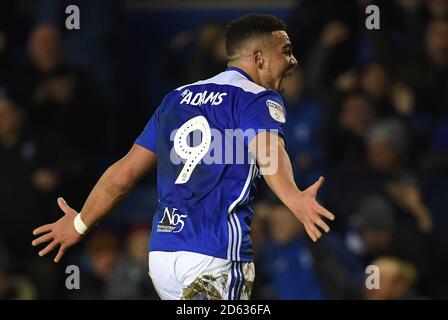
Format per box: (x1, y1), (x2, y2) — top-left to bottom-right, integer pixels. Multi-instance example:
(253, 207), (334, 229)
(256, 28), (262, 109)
(283, 70), (293, 78)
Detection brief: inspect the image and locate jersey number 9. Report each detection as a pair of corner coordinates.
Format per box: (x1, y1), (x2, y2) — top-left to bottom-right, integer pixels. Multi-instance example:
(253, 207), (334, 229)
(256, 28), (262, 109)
(174, 116), (211, 184)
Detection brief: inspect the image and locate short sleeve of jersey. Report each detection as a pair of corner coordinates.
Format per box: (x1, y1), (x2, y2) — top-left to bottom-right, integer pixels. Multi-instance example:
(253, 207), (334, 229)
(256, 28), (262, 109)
(135, 93), (172, 153)
(238, 90), (286, 137)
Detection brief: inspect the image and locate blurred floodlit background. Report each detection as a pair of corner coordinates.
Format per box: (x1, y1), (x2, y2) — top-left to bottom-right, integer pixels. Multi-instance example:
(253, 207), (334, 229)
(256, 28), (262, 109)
(0, 0), (447, 299)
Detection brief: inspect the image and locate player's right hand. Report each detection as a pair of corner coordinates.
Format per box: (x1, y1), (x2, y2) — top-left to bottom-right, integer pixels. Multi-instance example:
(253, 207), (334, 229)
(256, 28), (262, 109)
(32, 197), (83, 263)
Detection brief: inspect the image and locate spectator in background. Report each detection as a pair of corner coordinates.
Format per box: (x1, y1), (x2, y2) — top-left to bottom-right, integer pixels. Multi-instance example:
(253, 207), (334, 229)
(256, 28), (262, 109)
(0, 267), (37, 300)
(306, 20), (353, 108)
(352, 197), (430, 299)
(364, 256), (423, 300)
(259, 202), (363, 300)
(33, 0), (124, 106)
(0, 96), (72, 298)
(366, 17), (448, 117)
(391, 0), (426, 56)
(162, 21), (228, 85)
(321, 61), (397, 119)
(31, 0), (126, 160)
(105, 226), (159, 300)
(250, 197), (282, 299)
(363, 16), (448, 178)
(346, 195), (400, 264)
(327, 117), (441, 297)
(328, 118), (433, 231)
(0, 243), (37, 300)
(288, 0), (361, 79)
(326, 91), (377, 170)
(70, 230), (119, 299)
(260, 203), (326, 299)
(0, 97), (60, 250)
(359, 62), (397, 118)
(342, 192), (435, 296)
(9, 24), (107, 160)
(281, 67), (327, 189)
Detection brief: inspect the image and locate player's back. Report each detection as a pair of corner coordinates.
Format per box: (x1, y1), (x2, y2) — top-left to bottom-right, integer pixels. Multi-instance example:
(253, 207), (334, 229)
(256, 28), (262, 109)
(136, 67), (286, 262)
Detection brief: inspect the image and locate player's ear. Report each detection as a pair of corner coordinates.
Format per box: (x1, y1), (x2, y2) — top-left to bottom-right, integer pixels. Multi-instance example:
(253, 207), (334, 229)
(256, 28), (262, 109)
(252, 50), (263, 69)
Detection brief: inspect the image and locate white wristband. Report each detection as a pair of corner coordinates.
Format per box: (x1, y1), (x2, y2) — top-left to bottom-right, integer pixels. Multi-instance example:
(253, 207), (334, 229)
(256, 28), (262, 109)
(74, 214), (88, 235)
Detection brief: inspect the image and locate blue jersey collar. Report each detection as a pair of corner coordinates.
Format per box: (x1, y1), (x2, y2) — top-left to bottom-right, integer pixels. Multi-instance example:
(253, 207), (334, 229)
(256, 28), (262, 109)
(225, 66), (254, 82)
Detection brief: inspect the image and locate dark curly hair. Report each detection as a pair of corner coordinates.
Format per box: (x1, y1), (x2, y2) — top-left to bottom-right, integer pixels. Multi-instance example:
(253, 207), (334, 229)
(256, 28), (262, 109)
(225, 14), (286, 58)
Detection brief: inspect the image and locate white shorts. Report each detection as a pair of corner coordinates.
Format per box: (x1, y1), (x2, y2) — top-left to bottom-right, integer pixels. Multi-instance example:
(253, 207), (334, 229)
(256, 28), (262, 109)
(148, 251), (255, 300)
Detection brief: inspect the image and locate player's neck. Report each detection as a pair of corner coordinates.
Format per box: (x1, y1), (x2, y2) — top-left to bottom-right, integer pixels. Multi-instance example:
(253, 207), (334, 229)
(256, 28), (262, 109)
(227, 62), (262, 87)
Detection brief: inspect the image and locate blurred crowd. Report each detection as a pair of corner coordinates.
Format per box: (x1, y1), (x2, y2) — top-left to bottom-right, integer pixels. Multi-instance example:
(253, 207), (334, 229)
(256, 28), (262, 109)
(1, 0), (447, 300)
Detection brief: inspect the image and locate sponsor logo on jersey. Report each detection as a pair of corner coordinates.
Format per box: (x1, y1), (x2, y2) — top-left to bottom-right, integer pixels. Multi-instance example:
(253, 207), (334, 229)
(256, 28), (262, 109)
(157, 207), (187, 233)
(180, 89), (227, 106)
(266, 99), (286, 123)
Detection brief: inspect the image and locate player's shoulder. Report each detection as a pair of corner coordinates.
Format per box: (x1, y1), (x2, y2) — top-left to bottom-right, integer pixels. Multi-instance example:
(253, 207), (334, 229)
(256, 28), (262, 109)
(242, 89), (286, 124)
(244, 88), (285, 115)
(232, 77), (266, 95)
(173, 69), (266, 95)
(156, 88), (182, 111)
(167, 69), (284, 111)
(252, 88), (284, 103)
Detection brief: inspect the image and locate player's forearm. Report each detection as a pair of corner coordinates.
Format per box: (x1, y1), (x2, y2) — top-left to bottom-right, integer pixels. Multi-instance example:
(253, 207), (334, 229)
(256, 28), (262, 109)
(262, 142), (301, 208)
(78, 160), (135, 229)
(250, 132), (301, 208)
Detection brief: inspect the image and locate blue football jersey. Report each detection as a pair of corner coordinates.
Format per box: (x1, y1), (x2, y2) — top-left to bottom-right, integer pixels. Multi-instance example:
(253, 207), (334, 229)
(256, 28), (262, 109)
(135, 67), (286, 262)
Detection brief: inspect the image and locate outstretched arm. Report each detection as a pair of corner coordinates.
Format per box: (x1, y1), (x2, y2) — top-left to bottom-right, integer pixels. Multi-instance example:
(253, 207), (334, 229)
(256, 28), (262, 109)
(32, 144), (157, 262)
(249, 131), (335, 242)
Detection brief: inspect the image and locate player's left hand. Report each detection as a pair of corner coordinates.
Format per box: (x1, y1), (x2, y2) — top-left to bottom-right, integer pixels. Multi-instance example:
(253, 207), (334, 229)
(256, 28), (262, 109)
(32, 197), (83, 263)
(289, 177), (335, 242)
